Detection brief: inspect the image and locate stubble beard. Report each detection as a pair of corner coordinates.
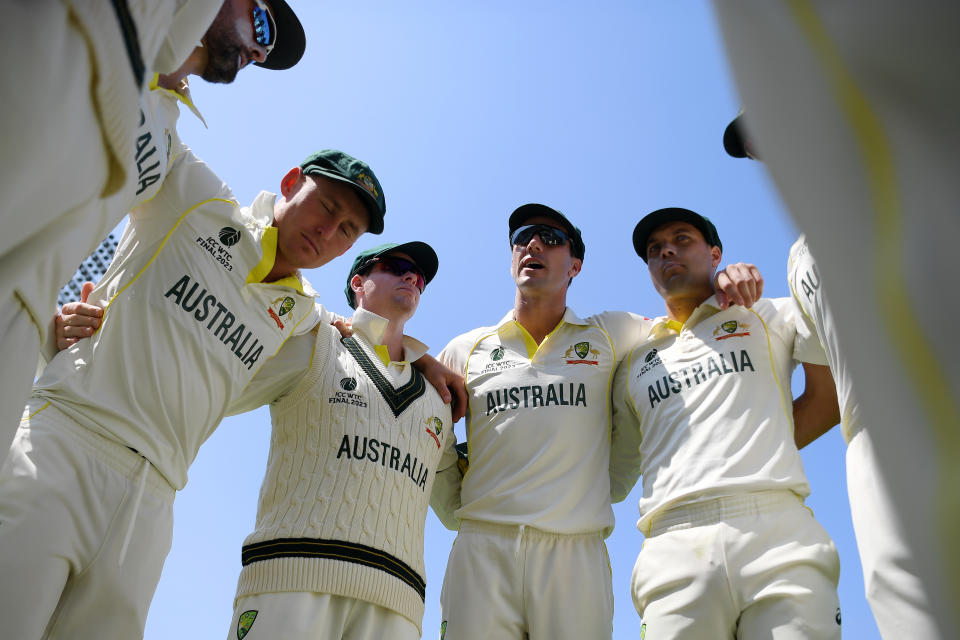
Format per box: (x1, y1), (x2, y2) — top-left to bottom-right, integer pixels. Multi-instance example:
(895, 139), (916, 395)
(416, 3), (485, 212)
(201, 15), (243, 84)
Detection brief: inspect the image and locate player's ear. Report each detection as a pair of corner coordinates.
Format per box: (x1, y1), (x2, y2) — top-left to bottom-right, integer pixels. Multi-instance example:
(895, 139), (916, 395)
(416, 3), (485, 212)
(711, 246), (722, 268)
(350, 273), (365, 300)
(279, 167), (304, 198)
(567, 257), (582, 280)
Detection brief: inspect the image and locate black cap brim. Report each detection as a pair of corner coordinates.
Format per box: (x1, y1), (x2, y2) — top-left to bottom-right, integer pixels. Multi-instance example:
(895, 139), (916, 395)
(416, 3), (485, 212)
(633, 207), (722, 263)
(255, 0), (306, 71)
(508, 203), (585, 261)
(723, 115), (748, 159)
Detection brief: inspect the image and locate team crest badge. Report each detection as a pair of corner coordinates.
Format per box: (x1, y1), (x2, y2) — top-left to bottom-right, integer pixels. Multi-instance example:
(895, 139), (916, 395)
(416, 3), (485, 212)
(491, 346), (505, 361)
(425, 416), (443, 448)
(713, 320), (750, 340)
(356, 172), (379, 199)
(645, 349), (658, 362)
(267, 296), (296, 330)
(340, 377), (358, 391)
(237, 610), (258, 640)
(564, 341), (599, 365)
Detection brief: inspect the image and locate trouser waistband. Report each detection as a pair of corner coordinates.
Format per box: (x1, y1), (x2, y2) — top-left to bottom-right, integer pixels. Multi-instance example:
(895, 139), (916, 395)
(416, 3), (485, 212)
(647, 491), (805, 537)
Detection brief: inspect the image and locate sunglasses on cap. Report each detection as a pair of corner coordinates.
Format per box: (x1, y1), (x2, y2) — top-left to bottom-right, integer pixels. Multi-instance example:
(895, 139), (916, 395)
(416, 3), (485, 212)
(252, 0), (277, 56)
(364, 256), (426, 292)
(510, 224), (571, 249)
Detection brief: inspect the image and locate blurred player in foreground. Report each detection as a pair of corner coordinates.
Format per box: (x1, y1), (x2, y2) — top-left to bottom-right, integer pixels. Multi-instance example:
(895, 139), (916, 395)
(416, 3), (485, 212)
(725, 113), (940, 637)
(711, 4), (960, 632)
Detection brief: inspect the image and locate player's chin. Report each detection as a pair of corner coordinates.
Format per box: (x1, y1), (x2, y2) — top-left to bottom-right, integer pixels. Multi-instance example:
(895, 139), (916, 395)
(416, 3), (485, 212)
(201, 53), (241, 84)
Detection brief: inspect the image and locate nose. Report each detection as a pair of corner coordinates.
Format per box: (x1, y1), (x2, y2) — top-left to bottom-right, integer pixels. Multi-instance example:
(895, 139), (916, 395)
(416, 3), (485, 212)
(658, 242), (677, 259)
(249, 44), (268, 65)
(401, 270), (420, 288)
(313, 217), (337, 237)
(524, 233), (544, 252)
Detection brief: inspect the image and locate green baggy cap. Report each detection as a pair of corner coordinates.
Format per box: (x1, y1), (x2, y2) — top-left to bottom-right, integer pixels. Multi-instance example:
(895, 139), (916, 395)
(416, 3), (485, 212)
(300, 150), (386, 234)
(344, 241), (439, 308)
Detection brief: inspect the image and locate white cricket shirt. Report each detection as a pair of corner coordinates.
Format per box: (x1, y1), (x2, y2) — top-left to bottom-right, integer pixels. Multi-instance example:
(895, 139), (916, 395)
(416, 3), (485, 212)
(439, 308), (652, 536)
(612, 296), (827, 535)
(789, 236), (861, 442)
(34, 150), (320, 490)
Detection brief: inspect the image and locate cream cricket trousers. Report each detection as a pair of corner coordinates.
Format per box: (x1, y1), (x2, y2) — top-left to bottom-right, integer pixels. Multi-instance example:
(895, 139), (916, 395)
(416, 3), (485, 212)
(632, 491), (840, 639)
(439, 519), (614, 640)
(227, 592), (420, 640)
(847, 429), (941, 638)
(0, 400), (175, 640)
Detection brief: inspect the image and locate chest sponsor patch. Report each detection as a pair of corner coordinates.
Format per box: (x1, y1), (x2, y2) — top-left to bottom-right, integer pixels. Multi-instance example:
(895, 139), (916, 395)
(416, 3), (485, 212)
(195, 227), (236, 272)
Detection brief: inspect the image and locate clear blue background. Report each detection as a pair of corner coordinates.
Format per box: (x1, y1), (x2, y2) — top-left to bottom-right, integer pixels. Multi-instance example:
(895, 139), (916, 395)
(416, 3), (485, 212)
(144, 2), (879, 638)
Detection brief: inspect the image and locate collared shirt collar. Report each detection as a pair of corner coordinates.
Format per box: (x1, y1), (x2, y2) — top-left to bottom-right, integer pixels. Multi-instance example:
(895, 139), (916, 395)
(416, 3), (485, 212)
(493, 306), (588, 359)
(352, 307), (429, 366)
(148, 74), (207, 127)
(494, 306), (589, 332)
(244, 191), (318, 297)
(648, 294), (722, 337)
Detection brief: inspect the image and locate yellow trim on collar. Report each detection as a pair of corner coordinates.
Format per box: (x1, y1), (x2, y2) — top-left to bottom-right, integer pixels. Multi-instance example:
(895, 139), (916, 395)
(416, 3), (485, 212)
(246, 226), (278, 284)
(245, 226), (304, 294)
(664, 319), (684, 334)
(374, 344), (392, 367)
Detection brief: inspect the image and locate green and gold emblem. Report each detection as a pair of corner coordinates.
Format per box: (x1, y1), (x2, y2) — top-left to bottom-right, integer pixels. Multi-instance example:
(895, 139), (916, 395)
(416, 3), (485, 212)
(237, 610), (258, 640)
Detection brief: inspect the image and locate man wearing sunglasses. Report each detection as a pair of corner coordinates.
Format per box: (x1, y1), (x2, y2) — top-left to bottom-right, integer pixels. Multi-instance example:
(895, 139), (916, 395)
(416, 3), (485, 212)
(435, 204), (764, 640)
(0, 0), (307, 461)
(220, 241), (461, 640)
(0, 148), (382, 640)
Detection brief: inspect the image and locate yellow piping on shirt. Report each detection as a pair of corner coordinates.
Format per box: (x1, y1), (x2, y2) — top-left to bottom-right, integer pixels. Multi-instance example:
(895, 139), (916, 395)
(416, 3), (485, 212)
(746, 307), (793, 432)
(102, 198), (236, 316)
(462, 330), (499, 464)
(788, 0), (960, 589)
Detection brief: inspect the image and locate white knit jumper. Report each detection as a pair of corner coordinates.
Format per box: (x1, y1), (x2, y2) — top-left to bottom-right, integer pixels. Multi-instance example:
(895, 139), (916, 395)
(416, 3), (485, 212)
(235, 321), (455, 632)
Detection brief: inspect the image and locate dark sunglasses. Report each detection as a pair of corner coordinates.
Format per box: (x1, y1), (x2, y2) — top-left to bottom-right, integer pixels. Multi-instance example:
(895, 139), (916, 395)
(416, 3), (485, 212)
(367, 256), (426, 292)
(252, 1), (277, 55)
(510, 224), (570, 248)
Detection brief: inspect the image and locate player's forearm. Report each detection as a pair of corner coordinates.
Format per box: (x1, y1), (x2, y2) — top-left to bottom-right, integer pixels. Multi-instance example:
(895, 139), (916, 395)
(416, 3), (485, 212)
(793, 363), (841, 449)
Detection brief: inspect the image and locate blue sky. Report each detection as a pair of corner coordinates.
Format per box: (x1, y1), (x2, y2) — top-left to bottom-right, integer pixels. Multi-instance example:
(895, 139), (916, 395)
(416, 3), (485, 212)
(144, 2), (879, 637)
